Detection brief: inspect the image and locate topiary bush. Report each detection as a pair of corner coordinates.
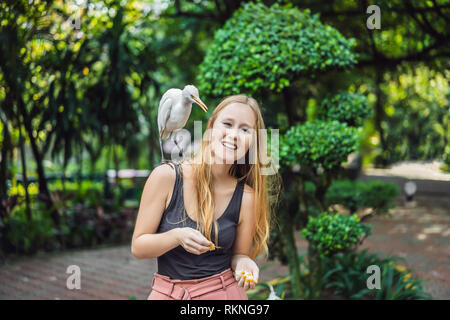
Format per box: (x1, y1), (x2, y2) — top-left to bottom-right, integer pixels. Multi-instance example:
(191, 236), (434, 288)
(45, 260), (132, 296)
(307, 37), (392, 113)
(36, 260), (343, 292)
(317, 92), (371, 128)
(280, 120), (359, 171)
(301, 212), (371, 258)
(196, 1), (357, 97)
(300, 212), (371, 298)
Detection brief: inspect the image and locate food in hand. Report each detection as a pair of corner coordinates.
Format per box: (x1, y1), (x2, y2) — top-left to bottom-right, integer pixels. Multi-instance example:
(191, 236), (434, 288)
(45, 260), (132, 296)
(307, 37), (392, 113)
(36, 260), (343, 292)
(242, 271), (255, 283)
(209, 242), (216, 251)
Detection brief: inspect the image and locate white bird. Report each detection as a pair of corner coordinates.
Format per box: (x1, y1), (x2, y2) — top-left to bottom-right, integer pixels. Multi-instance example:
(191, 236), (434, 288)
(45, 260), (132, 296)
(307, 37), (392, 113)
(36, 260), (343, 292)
(157, 85), (208, 163)
(162, 129), (195, 161)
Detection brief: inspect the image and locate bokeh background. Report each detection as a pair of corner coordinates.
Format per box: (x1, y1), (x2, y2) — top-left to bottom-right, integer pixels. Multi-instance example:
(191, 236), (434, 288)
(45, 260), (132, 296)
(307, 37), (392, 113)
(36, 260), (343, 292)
(0, 0), (448, 300)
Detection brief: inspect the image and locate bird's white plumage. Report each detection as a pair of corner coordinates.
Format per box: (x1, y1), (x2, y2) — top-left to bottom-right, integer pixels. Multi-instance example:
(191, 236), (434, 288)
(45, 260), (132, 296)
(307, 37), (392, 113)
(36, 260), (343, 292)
(157, 85), (207, 163)
(158, 88), (192, 140)
(157, 97), (173, 139)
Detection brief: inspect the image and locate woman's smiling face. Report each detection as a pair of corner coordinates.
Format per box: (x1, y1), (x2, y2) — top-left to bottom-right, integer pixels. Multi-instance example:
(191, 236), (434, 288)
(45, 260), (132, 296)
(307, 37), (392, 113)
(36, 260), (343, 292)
(208, 103), (256, 164)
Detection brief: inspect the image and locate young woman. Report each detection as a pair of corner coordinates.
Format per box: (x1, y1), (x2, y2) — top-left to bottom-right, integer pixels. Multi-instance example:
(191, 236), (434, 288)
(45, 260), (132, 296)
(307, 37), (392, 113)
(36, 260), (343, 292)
(131, 94), (280, 300)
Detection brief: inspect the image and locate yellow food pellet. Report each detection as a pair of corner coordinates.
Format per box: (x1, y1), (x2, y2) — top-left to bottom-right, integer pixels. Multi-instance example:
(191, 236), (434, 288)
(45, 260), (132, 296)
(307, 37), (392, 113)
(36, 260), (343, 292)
(209, 243), (215, 251)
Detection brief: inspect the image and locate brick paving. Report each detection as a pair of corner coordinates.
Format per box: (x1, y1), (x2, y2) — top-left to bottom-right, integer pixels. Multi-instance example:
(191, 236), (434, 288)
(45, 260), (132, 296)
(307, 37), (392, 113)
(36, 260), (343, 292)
(0, 245), (156, 300)
(0, 195), (448, 300)
(358, 196), (450, 300)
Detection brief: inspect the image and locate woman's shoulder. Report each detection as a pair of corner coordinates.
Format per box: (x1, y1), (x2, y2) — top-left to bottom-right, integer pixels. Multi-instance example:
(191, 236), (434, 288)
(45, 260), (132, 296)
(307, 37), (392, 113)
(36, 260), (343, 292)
(241, 183), (255, 208)
(151, 162), (177, 179)
(237, 183), (255, 225)
(243, 182), (255, 194)
(145, 162), (177, 192)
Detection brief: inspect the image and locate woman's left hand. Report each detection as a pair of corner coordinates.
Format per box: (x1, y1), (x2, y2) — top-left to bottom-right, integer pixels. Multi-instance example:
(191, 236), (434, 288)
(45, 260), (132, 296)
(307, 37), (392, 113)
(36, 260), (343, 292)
(232, 254), (259, 290)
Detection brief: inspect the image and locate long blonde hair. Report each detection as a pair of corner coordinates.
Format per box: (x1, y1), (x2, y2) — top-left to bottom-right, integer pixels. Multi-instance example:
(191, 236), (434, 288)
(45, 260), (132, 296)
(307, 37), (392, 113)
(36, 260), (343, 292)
(186, 94), (281, 259)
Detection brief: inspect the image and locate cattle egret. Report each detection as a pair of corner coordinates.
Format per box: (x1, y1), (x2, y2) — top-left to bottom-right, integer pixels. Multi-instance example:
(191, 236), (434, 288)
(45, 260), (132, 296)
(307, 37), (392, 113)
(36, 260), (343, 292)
(157, 85), (208, 163)
(164, 129), (191, 156)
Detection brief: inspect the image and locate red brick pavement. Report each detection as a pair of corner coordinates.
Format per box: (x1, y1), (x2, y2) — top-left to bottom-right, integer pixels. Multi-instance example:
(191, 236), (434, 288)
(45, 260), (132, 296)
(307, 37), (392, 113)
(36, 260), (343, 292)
(0, 245), (156, 300)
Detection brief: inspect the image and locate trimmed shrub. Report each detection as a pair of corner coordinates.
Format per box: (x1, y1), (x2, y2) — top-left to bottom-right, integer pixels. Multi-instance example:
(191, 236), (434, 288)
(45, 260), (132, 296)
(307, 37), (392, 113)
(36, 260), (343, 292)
(301, 212), (371, 257)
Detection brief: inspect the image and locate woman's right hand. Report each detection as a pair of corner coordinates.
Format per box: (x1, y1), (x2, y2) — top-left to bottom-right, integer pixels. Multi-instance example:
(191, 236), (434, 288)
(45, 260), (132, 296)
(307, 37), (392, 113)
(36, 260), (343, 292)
(174, 227), (212, 255)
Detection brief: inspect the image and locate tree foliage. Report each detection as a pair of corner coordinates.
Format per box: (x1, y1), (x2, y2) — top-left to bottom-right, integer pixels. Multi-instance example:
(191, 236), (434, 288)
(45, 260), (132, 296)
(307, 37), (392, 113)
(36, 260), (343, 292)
(301, 212), (371, 257)
(280, 120), (359, 170)
(196, 1), (357, 97)
(318, 92), (371, 128)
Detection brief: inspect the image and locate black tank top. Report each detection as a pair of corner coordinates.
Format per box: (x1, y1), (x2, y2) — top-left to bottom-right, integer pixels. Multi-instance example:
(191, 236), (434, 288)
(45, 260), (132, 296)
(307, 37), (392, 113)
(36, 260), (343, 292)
(156, 162), (246, 280)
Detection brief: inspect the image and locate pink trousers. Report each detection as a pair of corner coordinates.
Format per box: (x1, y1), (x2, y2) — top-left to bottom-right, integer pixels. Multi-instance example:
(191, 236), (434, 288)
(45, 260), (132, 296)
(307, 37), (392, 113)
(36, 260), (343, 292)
(148, 268), (248, 300)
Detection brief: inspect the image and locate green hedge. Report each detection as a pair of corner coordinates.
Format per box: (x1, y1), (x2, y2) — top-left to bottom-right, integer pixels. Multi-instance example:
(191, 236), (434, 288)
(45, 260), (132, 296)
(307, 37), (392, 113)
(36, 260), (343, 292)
(325, 179), (400, 214)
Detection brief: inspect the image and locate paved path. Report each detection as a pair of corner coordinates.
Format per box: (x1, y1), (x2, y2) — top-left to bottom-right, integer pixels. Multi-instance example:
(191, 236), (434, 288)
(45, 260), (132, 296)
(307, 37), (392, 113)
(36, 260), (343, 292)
(0, 196), (448, 300)
(0, 245), (156, 300)
(358, 196), (450, 300)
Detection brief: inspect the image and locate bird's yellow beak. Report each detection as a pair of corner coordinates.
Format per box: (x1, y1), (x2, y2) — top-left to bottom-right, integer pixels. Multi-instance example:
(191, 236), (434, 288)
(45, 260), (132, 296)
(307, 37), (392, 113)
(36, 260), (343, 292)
(191, 95), (208, 112)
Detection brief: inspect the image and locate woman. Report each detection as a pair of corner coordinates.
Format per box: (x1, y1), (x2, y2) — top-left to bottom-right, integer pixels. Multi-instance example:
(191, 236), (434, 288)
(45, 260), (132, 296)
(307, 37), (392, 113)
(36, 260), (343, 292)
(131, 94), (280, 300)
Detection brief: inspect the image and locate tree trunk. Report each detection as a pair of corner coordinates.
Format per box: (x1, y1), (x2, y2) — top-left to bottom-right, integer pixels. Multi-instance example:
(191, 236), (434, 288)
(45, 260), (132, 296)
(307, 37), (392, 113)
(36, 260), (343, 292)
(374, 67), (388, 166)
(113, 145), (119, 185)
(308, 245), (323, 299)
(0, 116), (11, 201)
(19, 98), (60, 228)
(18, 119), (31, 221)
(297, 176), (309, 228)
(314, 172), (332, 212)
(279, 211), (303, 299)
(76, 148), (82, 191)
(279, 170), (304, 299)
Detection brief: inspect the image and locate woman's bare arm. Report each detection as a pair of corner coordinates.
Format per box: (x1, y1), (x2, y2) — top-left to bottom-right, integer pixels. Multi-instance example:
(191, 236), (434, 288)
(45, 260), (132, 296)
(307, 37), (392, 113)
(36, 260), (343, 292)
(231, 185), (256, 263)
(231, 185), (259, 289)
(131, 164), (179, 259)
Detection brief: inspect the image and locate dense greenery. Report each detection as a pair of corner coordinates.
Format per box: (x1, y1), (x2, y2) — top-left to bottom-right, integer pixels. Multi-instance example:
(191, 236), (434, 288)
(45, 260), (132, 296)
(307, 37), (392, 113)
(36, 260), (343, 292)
(325, 179), (400, 216)
(280, 120), (359, 171)
(1, 179), (138, 255)
(196, 2), (357, 96)
(301, 213), (371, 257)
(318, 92), (371, 128)
(247, 249), (431, 300)
(321, 250), (431, 300)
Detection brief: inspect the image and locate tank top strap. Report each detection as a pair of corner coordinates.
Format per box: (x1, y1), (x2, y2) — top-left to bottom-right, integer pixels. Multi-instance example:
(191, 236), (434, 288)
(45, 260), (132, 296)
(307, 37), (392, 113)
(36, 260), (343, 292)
(171, 161), (181, 186)
(173, 162), (184, 193)
(229, 179), (246, 224)
(162, 161), (183, 214)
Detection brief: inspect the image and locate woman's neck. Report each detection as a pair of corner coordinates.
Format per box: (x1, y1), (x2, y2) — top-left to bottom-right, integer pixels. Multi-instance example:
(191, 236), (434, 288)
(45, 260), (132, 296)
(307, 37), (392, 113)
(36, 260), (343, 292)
(184, 158), (233, 181)
(211, 162), (233, 182)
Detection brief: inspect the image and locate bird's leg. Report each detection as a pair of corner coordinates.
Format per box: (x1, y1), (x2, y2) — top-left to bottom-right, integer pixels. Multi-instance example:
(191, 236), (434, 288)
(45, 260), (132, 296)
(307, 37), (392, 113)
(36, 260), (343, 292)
(159, 133), (168, 164)
(172, 131), (184, 158)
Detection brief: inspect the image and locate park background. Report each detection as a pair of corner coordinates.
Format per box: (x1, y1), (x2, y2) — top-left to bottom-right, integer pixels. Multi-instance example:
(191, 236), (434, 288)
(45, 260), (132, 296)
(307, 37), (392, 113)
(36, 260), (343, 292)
(0, 0), (449, 300)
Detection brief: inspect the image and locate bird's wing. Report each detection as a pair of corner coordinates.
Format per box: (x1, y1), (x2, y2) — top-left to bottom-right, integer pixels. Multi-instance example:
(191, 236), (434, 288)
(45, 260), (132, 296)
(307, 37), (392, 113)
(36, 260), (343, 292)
(158, 97), (173, 140)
